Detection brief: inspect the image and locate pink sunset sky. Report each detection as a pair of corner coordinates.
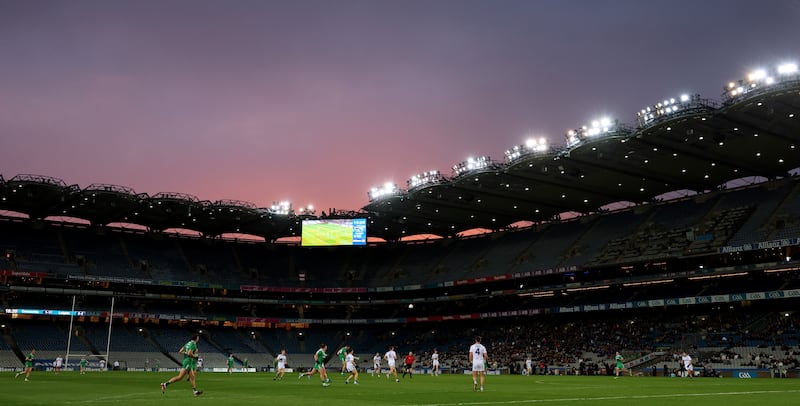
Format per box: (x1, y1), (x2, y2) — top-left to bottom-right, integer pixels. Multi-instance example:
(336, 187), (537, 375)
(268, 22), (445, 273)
(2, 0), (799, 213)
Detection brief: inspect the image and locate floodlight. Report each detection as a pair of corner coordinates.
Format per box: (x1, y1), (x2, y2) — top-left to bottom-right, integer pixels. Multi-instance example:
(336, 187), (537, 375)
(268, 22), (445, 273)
(680, 94), (690, 102)
(453, 156), (491, 176)
(368, 182), (400, 201)
(748, 69), (767, 81)
(269, 200), (291, 215)
(777, 63), (798, 75)
(407, 170), (443, 189)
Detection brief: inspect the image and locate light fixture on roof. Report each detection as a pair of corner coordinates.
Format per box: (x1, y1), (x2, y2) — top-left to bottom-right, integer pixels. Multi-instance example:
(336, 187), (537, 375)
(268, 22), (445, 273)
(505, 137), (549, 162)
(637, 94), (698, 126)
(725, 60), (798, 100)
(407, 170), (443, 189)
(269, 201), (291, 215)
(565, 117), (617, 147)
(452, 156), (492, 176)
(368, 182), (401, 201)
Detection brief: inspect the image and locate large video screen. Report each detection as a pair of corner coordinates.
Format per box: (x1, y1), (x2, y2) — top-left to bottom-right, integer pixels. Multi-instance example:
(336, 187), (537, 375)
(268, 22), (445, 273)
(301, 218), (367, 247)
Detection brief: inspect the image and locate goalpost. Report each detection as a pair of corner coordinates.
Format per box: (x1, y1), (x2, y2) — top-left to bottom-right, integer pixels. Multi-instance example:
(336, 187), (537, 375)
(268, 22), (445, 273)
(65, 296), (115, 370)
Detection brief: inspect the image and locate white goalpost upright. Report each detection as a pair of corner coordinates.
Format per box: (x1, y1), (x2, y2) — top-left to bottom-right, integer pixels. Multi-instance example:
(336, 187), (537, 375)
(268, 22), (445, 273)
(105, 296), (115, 366)
(64, 295), (115, 370)
(65, 295), (77, 368)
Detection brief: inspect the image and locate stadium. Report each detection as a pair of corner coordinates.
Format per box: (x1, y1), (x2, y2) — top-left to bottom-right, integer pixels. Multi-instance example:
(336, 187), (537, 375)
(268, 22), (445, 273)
(2, 57), (800, 405)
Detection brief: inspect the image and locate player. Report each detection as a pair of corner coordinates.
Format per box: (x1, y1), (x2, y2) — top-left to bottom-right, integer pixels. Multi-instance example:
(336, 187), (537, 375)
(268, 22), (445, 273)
(299, 343), (331, 387)
(337, 345), (350, 375)
(243, 358), (249, 372)
(344, 347), (359, 385)
(160, 334), (203, 397)
(79, 357), (87, 375)
(681, 351), (694, 379)
(613, 352), (626, 379)
(197, 357), (203, 372)
(431, 349), (440, 376)
(99, 359), (106, 371)
(274, 349), (287, 380)
(372, 352), (381, 376)
(469, 336), (488, 392)
(402, 351), (415, 379)
(15, 348), (35, 381)
(227, 354), (235, 374)
(525, 357), (533, 376)
(54, 354), (63, 374)
(384, 346), (399, 382)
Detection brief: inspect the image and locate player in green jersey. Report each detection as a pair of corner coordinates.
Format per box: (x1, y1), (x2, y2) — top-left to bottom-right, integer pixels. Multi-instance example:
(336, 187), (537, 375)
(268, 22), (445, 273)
(299, 343), (331, 386)
(79, 357), (87, 375)
(614, 352), (626, 378)
(227, 354), (235, 374)
(161, 334), (203, 396)
(15, 349), (35, 381)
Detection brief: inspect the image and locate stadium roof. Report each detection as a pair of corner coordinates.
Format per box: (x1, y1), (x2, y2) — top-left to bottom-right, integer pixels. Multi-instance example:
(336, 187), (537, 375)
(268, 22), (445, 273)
(2, 72), (799, 241)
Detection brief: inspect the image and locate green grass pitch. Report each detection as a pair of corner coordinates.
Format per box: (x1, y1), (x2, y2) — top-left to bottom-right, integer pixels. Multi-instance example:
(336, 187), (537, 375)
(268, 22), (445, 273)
(3, 371), (799, 405)
(302, 222), (353, 246)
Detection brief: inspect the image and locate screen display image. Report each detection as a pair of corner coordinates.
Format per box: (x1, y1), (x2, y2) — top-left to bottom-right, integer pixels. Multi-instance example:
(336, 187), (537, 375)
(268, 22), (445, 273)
(301, 218), (367, 247)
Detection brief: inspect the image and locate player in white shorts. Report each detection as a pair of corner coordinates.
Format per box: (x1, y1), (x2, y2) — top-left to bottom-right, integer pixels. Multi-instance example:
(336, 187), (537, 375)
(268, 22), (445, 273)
(431, 349), (440, 376)
(372, 352), (381, 376)
(525, 358), (532, 376)
(681, 352), (694, 379)
(273, 349), (287, 380)
(345, 348), (359, 385)
(384, 346), (399, 382)
(469, 336), (488, 392)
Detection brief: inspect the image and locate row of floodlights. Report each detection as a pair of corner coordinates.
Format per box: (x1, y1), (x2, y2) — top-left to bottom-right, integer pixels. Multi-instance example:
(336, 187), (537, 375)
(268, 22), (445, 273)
(367, 59), (799, 202)
(726, 62), (798, 98)
(266, 201), (316, 216)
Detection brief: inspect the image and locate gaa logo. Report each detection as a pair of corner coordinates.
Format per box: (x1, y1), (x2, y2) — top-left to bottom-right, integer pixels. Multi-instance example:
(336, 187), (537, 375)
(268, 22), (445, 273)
(737, 372), (753, 379)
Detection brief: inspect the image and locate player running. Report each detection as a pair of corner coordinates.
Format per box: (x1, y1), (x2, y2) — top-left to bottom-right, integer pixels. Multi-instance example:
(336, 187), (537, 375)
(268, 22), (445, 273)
(384, 346), (399, 382)
(431, 349), (440, 376)
(273, 349), (287, 380)
(469, 336), (488, 392)
(337, 345), (350, 375)
(614, 352), (626, 378)
(372, 352), (381, 376)
(299, 343), (331, 387)
(344, 348), (359, 385)
(160, 334), (203, 396)
(15, 349), (35, 381)
(681, 351), (694, 379)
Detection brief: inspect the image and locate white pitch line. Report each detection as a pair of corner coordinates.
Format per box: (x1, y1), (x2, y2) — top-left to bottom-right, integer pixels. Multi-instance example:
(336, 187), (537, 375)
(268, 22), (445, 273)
(399, 389), (800, 406)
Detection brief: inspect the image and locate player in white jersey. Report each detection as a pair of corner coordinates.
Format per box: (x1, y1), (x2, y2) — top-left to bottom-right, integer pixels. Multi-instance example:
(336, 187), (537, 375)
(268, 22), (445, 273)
(273, 349), (287, 380)
(525, 358), (532, 376)
(384, 346), (399, 382)
(431, 349), (440, 376)
(372, 352), (381, 376)
(54, 355), (63, 374)
(469, 336), (488, 392)
(681, 352), (694, 379)
(344, 348), (359, 385)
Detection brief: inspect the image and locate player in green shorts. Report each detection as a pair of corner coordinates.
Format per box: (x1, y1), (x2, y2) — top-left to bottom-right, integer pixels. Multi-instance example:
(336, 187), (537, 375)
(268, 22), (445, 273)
(614, 351), (626, 378)
(337, 345), (350, 375)
(227, 354), (235, 374)
(299, 343), (331, 386)
(161, 334), (203, 396)
(80, 357), (87, 375)
(15, 348), (35, 381)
